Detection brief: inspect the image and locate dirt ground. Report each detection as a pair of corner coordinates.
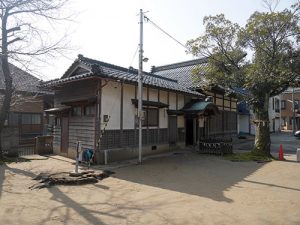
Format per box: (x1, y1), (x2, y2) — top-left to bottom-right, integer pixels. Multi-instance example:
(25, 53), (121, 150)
(0, 153), (300, 225)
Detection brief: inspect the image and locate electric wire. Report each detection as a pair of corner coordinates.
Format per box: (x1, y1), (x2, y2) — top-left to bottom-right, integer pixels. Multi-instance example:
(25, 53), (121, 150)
(144, 15), (188, 50)
(129, 45), (139, 69)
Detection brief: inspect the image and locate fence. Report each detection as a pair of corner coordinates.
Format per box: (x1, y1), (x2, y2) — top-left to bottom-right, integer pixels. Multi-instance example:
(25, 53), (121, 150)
(4, 136), (53, 157)
(35, 136), (53, 155)
(18, 145), (35, 156)
(198, 138), (233, 155)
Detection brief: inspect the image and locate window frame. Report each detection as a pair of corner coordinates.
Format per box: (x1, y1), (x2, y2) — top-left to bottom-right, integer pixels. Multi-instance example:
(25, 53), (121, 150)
(281, 100), (286, 110)
(55, 117), (61, 127)
(294, 100), (299, 110)
(275, 98), (280, 113)
(84, 105), (95, 116)
(8, 112), (19, 127)
(21, 113), (42, 125)
(142, 107), (159, 127)
(71, 104), (96, 117)
(72, 106), (82, 117)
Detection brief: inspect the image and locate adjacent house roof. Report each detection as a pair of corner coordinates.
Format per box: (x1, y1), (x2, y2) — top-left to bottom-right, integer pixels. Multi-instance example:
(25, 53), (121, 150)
(42, 55), (202, 96)
(151, 58), (208, 89)
(237, 101), (250, 115)
(153, 58), (247, 99)
(0, 63), (47, 94)
(283, 88), (300, 93)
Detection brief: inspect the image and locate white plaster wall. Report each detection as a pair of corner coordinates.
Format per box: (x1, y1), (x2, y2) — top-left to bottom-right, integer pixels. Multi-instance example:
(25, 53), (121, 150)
(177, 116), (184, 128)
(250, 111), (256, 135)
(160, 91), (168, 104)
(275, 118), (280, 132)
(149, 88), (158, 101)
(142, 87), (147, 100)
(238, 115), (249, 134)
(268, 96), (280, 132)
(269, 96), (280, 120)
(159, 90), (168, 129)
(123, 84), (136, 129)
(268, 98), (275, 121)
(169, 92), (176, 110)
(158, 108), (167, 128)
(216, 98), (223, 107)
(178, 94), (184, 109)
(101, 81), (121, 130)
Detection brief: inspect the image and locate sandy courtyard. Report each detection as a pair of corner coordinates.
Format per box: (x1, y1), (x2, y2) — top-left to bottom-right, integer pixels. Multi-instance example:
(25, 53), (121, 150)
(0, 152), (300, 225)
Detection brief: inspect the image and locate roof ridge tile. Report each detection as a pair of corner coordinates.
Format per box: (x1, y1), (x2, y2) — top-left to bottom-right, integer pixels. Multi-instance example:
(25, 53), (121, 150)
(152, 57), (208, 72)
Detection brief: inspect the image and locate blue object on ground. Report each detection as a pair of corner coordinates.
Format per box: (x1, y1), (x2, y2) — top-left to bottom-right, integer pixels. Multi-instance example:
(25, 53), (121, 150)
(83, 149), (94, 162)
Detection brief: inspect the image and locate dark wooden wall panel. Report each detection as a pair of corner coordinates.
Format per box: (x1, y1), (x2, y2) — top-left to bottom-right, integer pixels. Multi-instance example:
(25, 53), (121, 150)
(54, 80), (97, 106)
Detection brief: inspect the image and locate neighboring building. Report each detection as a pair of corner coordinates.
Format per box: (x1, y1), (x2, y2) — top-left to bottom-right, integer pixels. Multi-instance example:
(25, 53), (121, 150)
(152, 58), (238, 138)
(269, 96), (281, 132)
(43, 55), (237, 164)
(281, 88), (300, 131)
(0, 63), (53, 153)
(237, 94), (280, 135)
(237, 101), (252, 135)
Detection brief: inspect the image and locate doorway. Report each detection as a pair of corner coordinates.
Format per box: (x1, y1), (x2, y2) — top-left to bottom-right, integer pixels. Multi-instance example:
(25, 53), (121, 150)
(186, 118), (194, 145)
(169, 116), (177, 145)
(61, 117), (69, 153)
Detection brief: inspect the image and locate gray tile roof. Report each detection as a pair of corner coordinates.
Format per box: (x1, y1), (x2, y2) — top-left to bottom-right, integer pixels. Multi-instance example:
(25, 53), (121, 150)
(43, 55), (202, 96)
(152, 58), (209, 89)
(0, 63), (47, 94)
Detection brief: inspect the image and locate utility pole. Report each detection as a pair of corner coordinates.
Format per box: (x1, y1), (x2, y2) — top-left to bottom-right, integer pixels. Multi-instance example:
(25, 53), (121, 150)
(292, 87), (296, 133)
(138, 9), (144, 163)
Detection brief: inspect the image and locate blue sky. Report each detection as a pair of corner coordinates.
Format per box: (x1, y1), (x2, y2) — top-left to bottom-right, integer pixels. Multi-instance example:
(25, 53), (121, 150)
(38, 0), (296, 80)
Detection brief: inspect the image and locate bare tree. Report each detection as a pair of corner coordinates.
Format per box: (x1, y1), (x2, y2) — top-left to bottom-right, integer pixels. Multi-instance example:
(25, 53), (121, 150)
(262, 0), (280, 12)
(0, 0), (71, 158)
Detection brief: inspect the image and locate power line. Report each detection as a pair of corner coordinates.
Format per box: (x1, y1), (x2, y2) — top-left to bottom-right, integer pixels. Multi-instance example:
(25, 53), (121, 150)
(144, 15), (188, 50)
(129, 45), (139, 68)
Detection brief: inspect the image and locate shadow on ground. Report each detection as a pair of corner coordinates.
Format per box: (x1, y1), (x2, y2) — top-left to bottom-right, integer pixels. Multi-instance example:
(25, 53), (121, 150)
(0, 162), (130, 225)
(0, 164), (4, 199)
(113, 152), (265, 202)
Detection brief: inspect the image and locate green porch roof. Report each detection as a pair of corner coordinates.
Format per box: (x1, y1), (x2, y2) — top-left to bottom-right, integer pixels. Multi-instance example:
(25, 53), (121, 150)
(181, 100), (219, 116)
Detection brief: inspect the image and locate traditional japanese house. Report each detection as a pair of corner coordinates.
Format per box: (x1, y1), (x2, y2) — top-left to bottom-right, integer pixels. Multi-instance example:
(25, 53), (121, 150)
(0, 63), (53, 154)
(43, 55), (230, 163)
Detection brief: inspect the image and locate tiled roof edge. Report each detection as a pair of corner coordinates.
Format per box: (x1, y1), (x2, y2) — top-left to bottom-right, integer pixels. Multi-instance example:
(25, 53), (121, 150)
(78, 55), (178, 83)
(152, 57), (208, 72)
(41, 72), (202, 96)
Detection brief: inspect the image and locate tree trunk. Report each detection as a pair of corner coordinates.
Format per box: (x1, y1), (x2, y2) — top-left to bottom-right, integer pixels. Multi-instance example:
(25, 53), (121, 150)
(253, 94), (271, 156)
(0, 12), (12, 159)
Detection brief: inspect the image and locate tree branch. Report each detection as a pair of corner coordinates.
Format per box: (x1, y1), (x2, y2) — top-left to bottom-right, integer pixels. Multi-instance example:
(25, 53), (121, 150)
(7, 37), (21, 45)
(7, 26), (20, 33)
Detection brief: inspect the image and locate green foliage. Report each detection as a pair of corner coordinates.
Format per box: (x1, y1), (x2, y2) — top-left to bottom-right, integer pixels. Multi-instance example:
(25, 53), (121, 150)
(187, 1), (300, 155)
(224, 152), (274, 162)
(187, 3), (300, 102)
(187, 14), (247, 90)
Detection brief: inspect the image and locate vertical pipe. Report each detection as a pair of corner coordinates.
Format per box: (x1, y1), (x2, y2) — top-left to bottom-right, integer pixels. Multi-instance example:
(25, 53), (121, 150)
(75, 141), (80, 173)
(138, 9), (144, 163)
(120, 81), (123, 147)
